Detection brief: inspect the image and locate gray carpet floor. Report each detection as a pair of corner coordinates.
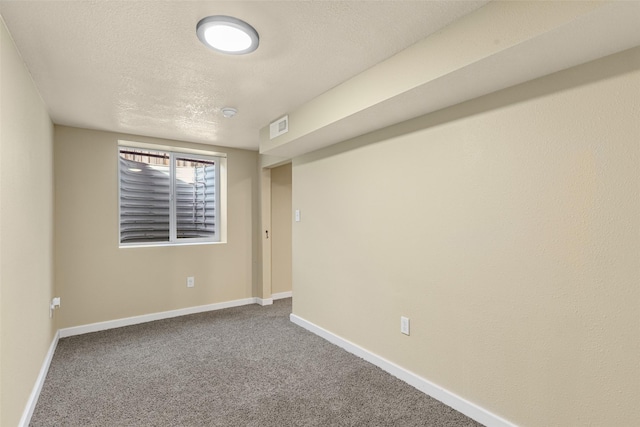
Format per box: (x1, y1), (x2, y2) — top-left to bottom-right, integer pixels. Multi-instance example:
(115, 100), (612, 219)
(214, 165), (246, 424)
(31, 299), (483, 426)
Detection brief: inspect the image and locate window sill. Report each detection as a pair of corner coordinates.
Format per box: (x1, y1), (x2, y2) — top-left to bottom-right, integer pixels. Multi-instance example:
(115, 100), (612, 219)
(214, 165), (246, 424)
(119, 240), (226, 249)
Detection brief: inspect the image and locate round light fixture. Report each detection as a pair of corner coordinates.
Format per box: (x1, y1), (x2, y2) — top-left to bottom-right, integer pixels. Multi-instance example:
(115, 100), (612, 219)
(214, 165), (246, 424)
(221, 107), (238, 118)
(196, 16), (259, 55)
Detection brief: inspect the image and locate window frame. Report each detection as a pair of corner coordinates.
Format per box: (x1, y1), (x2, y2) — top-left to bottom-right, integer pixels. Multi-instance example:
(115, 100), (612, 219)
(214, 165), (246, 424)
(118, 141), (227, 248)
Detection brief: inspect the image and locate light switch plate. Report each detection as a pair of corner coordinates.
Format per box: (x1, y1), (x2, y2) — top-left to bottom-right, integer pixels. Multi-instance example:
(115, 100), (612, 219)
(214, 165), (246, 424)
(401, 316), (410, 335)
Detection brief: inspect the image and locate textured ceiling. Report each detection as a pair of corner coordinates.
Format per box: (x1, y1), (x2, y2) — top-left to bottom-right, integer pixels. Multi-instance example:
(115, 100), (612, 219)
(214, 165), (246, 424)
(0, 0), (489, 150)
(259, 1), (640, 159)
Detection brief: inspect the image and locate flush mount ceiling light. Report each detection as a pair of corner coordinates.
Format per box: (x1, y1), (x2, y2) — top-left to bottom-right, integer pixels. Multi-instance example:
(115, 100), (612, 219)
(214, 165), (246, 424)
(221, 107), (237, 118)
(196, 15), (259, 55)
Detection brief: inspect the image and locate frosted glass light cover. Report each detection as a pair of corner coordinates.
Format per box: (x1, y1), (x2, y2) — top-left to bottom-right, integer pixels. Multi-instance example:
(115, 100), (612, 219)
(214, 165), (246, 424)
(197, 16), (259, 55)
(204, 25), (252, 52)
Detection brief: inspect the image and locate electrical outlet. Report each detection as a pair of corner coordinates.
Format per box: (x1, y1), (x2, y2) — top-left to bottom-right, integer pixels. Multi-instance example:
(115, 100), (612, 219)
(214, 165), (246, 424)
(187, 277), (195, 288)
(50, 297), (61, 318)
(400, 316), (410, 335)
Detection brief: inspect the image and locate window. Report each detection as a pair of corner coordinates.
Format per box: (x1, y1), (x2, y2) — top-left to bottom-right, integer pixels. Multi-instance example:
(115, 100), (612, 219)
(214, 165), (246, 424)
(118, 146), (225, 246)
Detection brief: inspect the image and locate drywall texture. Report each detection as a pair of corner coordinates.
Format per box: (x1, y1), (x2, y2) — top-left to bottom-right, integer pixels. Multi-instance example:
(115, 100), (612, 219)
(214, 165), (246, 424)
(54, 126), (259, 329)
(0, 18), (55, 427)
(292, 47), (640, 427)
(271, 163), (293, 295)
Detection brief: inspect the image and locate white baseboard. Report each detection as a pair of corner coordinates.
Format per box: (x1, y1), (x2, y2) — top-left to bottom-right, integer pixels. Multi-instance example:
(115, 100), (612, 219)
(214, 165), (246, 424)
(256, 297), (273, 306)
(19, 330), (59, 427)
(272, 291), (292, 300)
(59, 297), (258, 338)
(290, 314), (516, 427)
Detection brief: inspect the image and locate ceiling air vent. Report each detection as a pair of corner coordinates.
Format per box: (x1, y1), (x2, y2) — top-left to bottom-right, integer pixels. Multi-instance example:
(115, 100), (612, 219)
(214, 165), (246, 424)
(269, 115), (288, 140)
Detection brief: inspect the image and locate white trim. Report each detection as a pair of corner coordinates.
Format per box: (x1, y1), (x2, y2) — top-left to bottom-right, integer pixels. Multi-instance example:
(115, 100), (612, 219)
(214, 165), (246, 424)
(256, 297), (273, 306)
(272, 291), (292, 300)
(59, 298), (257, 338)
(19, 330), (59, 427)
(289, 314), (517, 427)
(118, 146), (224, 248)
(119, 240), (225, 249)
(118, 139), (227, 158)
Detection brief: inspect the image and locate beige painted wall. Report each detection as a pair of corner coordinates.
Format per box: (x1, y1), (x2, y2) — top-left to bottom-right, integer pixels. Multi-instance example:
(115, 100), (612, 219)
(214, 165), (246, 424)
(0, 18), (55, 426)
(54, 126), (259, 329)
(271, 163), (292, 295)
(292, 47), (640, 427)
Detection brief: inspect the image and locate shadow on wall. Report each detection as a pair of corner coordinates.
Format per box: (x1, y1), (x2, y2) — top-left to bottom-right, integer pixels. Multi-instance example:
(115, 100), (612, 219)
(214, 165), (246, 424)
(297, 46), (640, 166)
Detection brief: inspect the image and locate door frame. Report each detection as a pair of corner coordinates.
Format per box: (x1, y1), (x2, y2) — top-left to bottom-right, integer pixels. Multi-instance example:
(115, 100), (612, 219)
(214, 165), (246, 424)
(259, 167), (272, 304)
